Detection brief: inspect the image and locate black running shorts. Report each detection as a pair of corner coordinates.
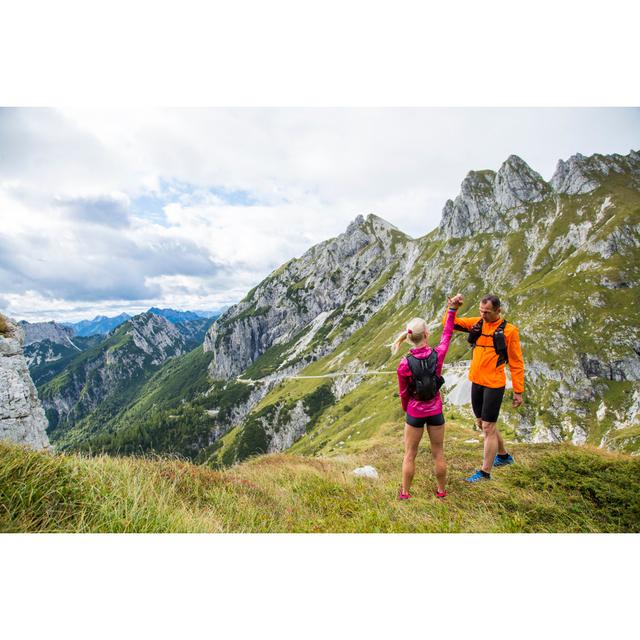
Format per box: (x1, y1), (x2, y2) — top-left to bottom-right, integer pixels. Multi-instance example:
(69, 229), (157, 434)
(471, 383), (506, 423)
(406, 412), (445, 428)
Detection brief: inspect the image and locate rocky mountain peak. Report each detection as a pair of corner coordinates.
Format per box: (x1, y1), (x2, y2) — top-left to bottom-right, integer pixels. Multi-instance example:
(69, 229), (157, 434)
(437, 151), (640, 239)
(345, 214), (366, 234)
(343, 213), (403, 242)
(324, 214), (371, 259)
(494, 155), (551, 210)
(461, 169), (496, 191)
(439, 164), (510, 239)
(18, 320), (75, 346)
(204, 213), (409, 380)
(365, 212), (401, 232)
(550, 149), (640, 195)
(124, 312), (186, 365)
(551, 154), (599, 195)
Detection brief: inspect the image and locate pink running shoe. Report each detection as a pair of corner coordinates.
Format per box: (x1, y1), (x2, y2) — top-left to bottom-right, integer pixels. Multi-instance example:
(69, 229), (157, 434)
(397, 489), (411, 500)
(435, 489), (447, 499)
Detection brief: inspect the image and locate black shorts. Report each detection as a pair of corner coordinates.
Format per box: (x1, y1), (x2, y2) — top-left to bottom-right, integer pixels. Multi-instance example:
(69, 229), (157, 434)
(471, 383), (505, 423)
(406, 412), (445, 428)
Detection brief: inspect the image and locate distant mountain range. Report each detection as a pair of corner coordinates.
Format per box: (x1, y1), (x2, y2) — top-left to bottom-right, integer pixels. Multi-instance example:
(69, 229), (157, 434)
(13, 308), (224, 339)
(21, 309), (218, 389)
(64, 313), (132, 337)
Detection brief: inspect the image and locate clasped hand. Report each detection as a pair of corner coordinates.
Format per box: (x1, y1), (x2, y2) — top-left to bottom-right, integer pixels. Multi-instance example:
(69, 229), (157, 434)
(447, 293), (464, 309)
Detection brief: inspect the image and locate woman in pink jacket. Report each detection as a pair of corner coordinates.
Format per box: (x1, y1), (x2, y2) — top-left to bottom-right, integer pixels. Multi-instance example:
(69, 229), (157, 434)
(393, 294), (463, 500)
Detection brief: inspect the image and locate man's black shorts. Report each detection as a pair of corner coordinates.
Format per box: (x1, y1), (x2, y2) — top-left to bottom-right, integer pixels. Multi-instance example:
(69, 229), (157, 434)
(471, 383), (506, 423)
(406, 412), (445, 428)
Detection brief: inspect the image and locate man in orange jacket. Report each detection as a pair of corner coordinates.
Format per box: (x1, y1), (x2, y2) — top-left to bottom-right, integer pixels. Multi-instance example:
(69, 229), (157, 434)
(444, 293), (524, 482)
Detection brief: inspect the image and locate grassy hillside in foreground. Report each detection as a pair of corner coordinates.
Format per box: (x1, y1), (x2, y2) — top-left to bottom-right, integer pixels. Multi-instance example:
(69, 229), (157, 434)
(2, 418), (639, 533)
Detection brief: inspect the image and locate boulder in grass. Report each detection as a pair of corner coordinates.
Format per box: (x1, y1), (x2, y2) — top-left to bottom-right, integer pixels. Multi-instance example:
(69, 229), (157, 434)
(352, 465), (378, 479)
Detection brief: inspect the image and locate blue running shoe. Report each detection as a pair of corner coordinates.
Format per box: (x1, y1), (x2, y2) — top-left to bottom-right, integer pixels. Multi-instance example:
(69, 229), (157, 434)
(465, 470), (490, 483)
(493, 454), (515, 467)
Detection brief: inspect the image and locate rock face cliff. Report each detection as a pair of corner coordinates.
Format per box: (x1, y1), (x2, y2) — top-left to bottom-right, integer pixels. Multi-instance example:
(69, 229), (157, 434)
(203, 214), (412, 380)
(0, 315), (50, 450)
(550, 150), (640, 195)
(439, 155), (551, 239)
(18, 320), (76, 346)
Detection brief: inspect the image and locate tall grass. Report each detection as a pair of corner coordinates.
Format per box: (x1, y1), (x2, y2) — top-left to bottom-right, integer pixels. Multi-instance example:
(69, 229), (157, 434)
(2, 418), (639, 533)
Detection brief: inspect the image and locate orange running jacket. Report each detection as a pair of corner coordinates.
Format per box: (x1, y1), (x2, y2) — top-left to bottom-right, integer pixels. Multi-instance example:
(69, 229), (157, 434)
(443, 312), (525, 393)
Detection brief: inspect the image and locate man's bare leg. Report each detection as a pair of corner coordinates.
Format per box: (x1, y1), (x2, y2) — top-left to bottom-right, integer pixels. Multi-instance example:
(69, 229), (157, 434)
(477, 417), (507, 457)
(481, 421), (499, 473)
(496, 429), (507, 456)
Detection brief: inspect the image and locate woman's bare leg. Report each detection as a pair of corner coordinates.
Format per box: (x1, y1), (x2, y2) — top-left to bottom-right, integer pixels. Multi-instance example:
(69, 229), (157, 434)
(402, 423), (424, 494)
(426, 424), (446, 493)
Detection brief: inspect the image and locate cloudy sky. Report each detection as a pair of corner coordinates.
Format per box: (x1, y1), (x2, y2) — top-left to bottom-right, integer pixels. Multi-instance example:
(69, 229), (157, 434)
(0, 107), (638, 322)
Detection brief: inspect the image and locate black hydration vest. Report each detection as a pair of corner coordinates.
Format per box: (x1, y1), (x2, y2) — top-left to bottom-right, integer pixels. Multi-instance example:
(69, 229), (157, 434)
(465, 319), (509, 367)
(406, 351), (445, 402)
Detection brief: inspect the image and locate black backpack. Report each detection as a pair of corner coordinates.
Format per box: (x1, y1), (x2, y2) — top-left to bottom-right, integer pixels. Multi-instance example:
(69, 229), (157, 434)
(406, 351), (445, 402)
(466, 318), (509, 367)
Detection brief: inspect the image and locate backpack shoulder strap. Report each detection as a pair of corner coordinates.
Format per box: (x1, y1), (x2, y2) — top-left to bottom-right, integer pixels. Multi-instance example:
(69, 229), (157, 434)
(493, 319), (509, 366)
(467, 318), (483, 345)
(425, 349), (438, 372)
(405, 353), (419, 377)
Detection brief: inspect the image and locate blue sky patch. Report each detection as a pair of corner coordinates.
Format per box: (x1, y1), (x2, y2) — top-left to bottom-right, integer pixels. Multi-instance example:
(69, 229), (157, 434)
(131, 179), (260, 224)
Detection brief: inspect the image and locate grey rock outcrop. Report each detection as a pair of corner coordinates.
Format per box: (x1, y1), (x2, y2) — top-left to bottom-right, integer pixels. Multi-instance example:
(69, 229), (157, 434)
(0, 315), (51, 449)
(439, 171), (501, 239)
(439, 155), (549, 239)
(440, 150), (640, 240)
(265, 401), (310, 453)
(550, 150), (640, 195)
(18, 320), (76, 346)
(493, 155), (550, 210)
(550, 153), (600, 195)
(127, 313), (187, 365)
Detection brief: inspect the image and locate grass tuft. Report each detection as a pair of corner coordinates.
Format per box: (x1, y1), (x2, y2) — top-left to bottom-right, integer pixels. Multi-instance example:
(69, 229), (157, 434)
(0, 314), (12, 337)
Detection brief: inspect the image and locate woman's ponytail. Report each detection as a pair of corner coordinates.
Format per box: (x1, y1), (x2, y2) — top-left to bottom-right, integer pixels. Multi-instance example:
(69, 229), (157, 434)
(391, 330), (409, 355)
(391, 317), (429, 355)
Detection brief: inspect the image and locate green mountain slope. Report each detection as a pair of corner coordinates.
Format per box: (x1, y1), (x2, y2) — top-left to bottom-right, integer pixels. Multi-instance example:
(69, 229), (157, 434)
(40, 313), (191, 449)
(25, 335), (102, 386)
(77, 346), (219, 459)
